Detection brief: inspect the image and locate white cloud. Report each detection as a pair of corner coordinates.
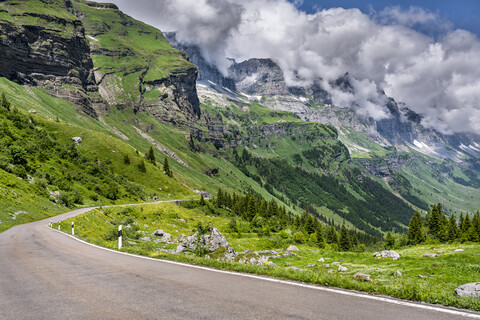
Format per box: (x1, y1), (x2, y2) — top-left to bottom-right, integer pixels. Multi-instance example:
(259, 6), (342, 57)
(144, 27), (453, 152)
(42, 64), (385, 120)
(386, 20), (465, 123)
(99, 0), (480, 135)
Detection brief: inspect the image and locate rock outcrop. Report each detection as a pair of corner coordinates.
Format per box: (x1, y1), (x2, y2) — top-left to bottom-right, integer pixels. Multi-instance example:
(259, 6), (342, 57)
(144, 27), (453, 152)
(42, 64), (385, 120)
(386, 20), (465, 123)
(0, 0), (97, 116)
(228, 58), (288, 96)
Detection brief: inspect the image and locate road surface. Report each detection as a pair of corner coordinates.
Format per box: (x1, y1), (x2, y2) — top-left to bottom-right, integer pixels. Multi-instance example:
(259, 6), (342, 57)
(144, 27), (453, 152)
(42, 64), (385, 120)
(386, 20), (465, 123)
(1, 207), (479, 319)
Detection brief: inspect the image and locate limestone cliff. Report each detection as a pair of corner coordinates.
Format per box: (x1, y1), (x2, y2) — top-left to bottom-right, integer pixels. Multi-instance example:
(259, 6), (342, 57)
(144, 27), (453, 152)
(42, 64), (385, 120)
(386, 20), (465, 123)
(0, 0), (97, 116)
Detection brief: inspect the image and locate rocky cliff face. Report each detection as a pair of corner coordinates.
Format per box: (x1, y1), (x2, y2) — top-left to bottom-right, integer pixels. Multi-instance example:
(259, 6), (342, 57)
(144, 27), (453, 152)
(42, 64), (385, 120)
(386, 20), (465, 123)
(227, 58), (288, 96)
(0, 0), (97, 116)
(72, 1), (200, 123)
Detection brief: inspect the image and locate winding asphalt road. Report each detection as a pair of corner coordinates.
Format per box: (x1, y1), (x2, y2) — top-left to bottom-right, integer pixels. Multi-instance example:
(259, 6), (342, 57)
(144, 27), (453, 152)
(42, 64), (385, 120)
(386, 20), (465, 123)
(1, 205), (479, 320)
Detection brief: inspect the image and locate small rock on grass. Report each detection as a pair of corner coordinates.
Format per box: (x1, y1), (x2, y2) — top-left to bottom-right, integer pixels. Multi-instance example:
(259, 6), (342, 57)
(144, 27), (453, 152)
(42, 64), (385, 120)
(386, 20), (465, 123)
(423, 253), (439, 258)
(353, 273), (372, 282)
(307, 263), (315, 267)
(318, 258), (325, 262)
(454, 249), (464, 252)
(338, 265), (348, 272)
(418, 275), (427, 279)
(287, 245), (299, 251)
(393, 270), (403, 277)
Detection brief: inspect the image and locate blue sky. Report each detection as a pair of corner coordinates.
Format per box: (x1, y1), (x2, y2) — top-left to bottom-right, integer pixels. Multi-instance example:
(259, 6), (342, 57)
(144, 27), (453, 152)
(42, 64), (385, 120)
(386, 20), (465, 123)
(295, 0), (480, 36)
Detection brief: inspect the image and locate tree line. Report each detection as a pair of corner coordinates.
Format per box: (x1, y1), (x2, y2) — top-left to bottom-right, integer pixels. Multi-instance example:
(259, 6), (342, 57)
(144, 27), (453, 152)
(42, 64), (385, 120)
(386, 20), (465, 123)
(408, 203), (480, 244)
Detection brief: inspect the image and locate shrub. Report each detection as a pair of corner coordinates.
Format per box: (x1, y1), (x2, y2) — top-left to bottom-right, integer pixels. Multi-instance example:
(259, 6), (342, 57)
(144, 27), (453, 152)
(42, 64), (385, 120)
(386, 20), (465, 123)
(292, 231), (307, 244)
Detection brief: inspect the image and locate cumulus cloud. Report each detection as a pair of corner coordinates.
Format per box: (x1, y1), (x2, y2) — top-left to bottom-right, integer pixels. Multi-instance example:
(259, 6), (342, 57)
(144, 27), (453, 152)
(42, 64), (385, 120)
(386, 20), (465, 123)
(99, 0), (480, 135)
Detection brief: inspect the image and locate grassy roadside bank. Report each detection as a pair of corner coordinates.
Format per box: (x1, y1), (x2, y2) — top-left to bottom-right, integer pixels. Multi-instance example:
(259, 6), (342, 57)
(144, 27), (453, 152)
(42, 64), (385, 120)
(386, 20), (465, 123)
(58, 202), (480, 312)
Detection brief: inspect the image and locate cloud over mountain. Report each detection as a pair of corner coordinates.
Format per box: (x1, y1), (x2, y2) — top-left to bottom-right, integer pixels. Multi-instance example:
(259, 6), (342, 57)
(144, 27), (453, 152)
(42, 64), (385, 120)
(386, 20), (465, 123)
(101, 0), (480, 134)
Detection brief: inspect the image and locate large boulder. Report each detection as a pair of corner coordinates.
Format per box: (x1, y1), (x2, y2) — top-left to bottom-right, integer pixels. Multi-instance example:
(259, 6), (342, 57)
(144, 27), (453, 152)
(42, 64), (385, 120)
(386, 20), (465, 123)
(176, 227), (235, 254)
(373, 250), (400, 260)
(455, 283), (480, 297)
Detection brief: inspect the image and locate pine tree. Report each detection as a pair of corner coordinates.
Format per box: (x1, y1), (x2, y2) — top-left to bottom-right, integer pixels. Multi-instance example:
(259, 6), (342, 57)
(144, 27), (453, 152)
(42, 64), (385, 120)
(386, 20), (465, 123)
(339, 224), (351, 251)
(384, 232), (395, 249)
(146, 146), (156, 165)
(199, 194), (206, 206)
(1, 92), (11, 110)
(163, 157), (172, 177)
(447, 214), (459, 241)
(326, 225), (338, 244)
(315, 224), (325, 246)
(216, 188), (224, 208)
(407, 211), (425, 244)
(471, 211), (480, 242)
(123, 154), (130, 165)
(137, 160), (146, 173)
(461, 214), (472, 241)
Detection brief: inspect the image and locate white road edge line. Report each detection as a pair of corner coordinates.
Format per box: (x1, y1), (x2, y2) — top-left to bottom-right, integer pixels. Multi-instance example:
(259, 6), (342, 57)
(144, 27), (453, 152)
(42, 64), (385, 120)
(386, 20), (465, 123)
(46, 207), (480, 319)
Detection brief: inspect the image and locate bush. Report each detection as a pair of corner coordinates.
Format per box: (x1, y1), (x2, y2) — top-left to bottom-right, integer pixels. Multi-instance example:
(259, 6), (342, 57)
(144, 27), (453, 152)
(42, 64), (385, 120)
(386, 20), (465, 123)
(292, 231), (307, 244)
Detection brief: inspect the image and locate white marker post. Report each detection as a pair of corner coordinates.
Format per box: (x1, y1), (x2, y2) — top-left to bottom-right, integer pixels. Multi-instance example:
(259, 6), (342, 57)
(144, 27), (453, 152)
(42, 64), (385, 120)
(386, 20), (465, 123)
(71, 222), (74, 236)
(58, 220), (61, 231)
(118, 225), (122, 250)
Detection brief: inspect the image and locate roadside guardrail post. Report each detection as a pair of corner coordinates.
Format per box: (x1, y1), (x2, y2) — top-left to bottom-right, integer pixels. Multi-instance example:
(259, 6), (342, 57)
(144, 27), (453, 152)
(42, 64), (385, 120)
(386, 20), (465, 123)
(72, 222), (74, 236)
(58, 220), (61, 231)
(118, 225), (122, 250)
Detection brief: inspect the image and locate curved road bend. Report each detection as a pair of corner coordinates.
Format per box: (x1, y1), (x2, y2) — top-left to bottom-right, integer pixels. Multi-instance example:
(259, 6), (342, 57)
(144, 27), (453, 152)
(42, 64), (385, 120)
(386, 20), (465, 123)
(1, 207), (479, 320)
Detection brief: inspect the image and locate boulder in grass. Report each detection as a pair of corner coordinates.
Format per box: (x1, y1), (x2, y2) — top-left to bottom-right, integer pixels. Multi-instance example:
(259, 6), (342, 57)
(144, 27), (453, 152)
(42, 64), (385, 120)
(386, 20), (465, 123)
(338, 265), (348, 272)
(286, 245), (299, 251)
(455, 283), (480, 297)
(72, 137), (82, 144)
(393, 270), (403, 277)
(373, 250), (400, 260)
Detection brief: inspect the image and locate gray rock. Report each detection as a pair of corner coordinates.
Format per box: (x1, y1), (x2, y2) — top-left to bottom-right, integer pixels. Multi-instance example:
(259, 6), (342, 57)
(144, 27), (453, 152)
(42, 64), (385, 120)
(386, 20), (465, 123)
(139, 237), (151, 242)
(353, 273), (372, 282)
(318, 258), (325, 262)
(29, 109), (37, 114)
(176, 227), (236, 255)
(276, 252), (298, 258)
(393, 270), (403, 277)
(324, 264), (331, 269)
(338, 265), (348, 272)
(455, 283), (480, 297)
(423, 253), (439, 258)
(72, 137), (83, 144)
(290, 267), (300, 271)
(266, 261), (277, 268)
(286, 245), (299, 252)
(418, 275), (427, 279)
(307, 263), (315, 267)
(454, 249), (464, 252)
(152, 230), (171, 243)
(374, 250), (400, 260)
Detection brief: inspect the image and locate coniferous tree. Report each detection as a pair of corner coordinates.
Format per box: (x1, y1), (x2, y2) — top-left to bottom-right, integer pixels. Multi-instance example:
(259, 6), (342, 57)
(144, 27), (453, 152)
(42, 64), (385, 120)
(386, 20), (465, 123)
(216, 188), (224, 208)
(315, 223), (325, 247)
(146, 147), (156, 165)
(1, 92), (11, 111)
(137, 160), (146, 173)
(461, 214), (472, 241)
(339, 224), (351, 251)
(407, 211), (425, 244)
(471, 211), (480, 242)
(326, 225), (338, 244)
(123, 154), (130, 165)
(448, 214), (459, 241)
(384, 232), (395, 249)
(163, 157), (172, 177)
(199, 194), (206, 206)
